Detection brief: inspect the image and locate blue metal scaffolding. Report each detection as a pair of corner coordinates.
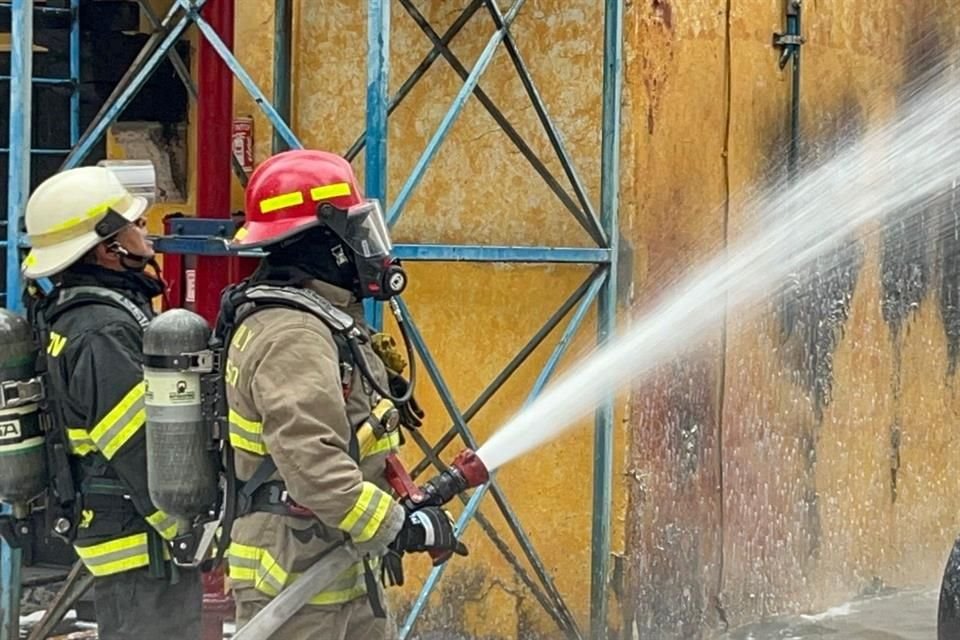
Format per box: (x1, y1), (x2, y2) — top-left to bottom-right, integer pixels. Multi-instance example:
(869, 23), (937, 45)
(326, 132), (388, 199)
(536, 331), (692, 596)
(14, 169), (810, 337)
(3, 1), (624, 637)
(2, 2), (80, 637)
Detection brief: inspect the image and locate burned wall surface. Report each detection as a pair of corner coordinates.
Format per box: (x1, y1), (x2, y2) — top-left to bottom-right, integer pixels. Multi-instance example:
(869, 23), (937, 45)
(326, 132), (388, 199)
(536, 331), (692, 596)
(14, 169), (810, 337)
(624, 0), (960, 637)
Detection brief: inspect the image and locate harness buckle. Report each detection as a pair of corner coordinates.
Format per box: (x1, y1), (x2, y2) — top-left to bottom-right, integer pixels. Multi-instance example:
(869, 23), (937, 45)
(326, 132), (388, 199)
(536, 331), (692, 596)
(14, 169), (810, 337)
(0, 377), (45, 409)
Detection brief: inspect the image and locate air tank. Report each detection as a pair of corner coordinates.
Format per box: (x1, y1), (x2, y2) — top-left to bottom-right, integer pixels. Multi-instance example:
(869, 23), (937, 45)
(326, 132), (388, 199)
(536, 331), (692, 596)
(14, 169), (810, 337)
(143, 309), (218, 521)
(0, 309), (47, 506)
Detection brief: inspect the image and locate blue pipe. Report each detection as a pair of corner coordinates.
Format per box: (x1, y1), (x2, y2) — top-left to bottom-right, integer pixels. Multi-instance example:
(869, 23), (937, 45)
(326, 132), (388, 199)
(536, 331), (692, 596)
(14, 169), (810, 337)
(0, 149), (68, 155)
(0, 76), (70, 85)
(69, 0), (80, 146)
(527, 267), (608, 403)
(484, 0), (605, 247)
(0, 2), (66, 13)
(2, 4), (31, 635)
(396, 294), (586, 639)
(591, 0), (623, 637)
(183, 1), (302, 151)
(363, 0), (390, 330)
(6, 0), (32, 312)
(386, 0), (528, 228)
(393, 244), (610, 263)
(150, 236), (613, 264)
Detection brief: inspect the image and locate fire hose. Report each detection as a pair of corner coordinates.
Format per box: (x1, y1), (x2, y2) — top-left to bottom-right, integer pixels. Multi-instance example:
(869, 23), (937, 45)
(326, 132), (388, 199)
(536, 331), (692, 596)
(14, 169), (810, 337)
(232, 449), (489, 640)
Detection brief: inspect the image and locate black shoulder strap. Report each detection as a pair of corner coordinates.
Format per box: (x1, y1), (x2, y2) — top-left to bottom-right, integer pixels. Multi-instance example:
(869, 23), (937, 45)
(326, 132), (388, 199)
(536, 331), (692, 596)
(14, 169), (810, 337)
(47, 285), (151, 329)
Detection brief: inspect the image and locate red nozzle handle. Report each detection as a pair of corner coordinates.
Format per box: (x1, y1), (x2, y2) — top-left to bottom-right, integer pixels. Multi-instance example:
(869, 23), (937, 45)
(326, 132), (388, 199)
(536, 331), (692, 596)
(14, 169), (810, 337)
(450, 448), (489, 488)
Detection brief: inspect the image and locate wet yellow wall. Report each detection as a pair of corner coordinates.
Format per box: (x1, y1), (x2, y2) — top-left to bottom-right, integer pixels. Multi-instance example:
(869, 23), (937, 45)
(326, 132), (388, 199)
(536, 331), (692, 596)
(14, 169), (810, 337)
(120, 0), (960, 637)
(625, 0), (960, 637)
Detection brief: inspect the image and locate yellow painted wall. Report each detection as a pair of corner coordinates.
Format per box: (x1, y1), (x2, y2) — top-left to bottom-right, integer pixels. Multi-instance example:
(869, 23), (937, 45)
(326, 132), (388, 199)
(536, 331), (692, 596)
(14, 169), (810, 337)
(126, 1), (629, 637)
(115, 0), (960, 637)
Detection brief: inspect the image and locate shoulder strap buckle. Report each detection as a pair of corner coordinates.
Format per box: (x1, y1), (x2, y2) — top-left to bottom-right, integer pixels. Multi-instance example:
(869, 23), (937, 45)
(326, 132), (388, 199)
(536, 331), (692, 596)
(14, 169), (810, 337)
(143, 349), (218, 373)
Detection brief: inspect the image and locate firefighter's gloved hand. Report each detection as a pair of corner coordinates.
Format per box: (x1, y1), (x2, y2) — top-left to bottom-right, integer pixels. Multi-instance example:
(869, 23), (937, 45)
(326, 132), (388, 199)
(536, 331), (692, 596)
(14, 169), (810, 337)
(389, 373), (424, 429)
(391, 507), (468, 559)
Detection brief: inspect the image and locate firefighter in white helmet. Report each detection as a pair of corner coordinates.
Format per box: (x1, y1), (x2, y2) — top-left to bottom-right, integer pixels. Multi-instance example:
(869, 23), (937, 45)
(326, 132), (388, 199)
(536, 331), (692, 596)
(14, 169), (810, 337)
(21, 166), (202, 639)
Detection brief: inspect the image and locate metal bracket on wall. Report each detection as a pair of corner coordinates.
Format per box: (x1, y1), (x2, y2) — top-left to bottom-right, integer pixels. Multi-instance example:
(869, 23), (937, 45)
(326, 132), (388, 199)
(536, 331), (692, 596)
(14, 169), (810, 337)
(773, 0), (805, 70)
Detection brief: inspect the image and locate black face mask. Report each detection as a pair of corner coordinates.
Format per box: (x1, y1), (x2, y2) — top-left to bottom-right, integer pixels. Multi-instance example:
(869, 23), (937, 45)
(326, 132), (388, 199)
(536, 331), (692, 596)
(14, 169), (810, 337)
(263, 227), (362, 295)
(315, 202), (407, 300)
(264, 224), (407, 300)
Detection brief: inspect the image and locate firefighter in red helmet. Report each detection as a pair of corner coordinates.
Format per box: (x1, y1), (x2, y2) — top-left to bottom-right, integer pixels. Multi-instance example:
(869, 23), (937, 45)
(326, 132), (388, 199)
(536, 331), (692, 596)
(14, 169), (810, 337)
(218, 150), (465, 639)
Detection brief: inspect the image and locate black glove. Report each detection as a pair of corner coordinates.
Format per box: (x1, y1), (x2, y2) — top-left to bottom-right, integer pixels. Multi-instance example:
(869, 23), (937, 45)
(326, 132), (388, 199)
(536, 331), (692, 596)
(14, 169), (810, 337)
(391, 507), (468, 559)
(381, 547), (405, 587)
(389, 373), (425, 430)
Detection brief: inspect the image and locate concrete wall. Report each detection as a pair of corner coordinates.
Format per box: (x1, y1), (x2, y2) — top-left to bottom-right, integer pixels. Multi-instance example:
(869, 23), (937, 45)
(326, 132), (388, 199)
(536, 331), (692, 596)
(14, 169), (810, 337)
(129, 0), (960, 637)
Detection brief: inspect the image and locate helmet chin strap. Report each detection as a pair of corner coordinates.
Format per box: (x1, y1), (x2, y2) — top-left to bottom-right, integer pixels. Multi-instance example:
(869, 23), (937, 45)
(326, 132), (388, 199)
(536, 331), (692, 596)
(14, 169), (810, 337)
(108, 241), (152, 272)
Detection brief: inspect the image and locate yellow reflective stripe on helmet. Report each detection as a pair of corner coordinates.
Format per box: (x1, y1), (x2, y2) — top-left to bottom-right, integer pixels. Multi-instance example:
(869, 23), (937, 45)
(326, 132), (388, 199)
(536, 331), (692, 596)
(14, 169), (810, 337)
(146, 510), (178, 541)
(259, 191), (304, 214)
(338, 482), (393, 543)
(89, 382), (146, 459)
(228, 409), (266, 455)
(28, 194), (135, 248)
(227, 542), (366, 604)
(309, 182), (351, 202)
(66, 428), (98, 456)
(74, 532), (151, 576)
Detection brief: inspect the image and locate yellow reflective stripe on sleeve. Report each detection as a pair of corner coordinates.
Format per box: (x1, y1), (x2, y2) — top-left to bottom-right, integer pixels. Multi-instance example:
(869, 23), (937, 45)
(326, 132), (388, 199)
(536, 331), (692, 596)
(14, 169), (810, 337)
(227, 542), (366, 604)
(74, 533), (150, 576)
(259, 191), (304, 214)
(145, 510), (178, 541)
(309, 182), (352, 202)
(89, 382), (146, 459)
(66, 428), (98, 456)
(338, 482), (393, 543)
(228, 409), (266, 455)
(357, 424), (400, 460)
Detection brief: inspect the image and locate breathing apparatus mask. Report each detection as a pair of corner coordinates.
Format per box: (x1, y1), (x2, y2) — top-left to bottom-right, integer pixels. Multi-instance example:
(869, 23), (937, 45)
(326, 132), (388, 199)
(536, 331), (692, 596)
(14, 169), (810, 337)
(316, 199), (407, 301)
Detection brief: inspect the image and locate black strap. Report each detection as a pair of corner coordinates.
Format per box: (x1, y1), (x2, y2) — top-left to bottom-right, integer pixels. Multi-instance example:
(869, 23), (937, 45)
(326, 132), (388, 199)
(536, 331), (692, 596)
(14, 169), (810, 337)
(363, 558), (386, 619)
(240, 457), (278, 501)
(232, 456), (280, 519)
(80, 477), (127, 496)
(213, 440), (238, 568)
(146, 528), (167, 580)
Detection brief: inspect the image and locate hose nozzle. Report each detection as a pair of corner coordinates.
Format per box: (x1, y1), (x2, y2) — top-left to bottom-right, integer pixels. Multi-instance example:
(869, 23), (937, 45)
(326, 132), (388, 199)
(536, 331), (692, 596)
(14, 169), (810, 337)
(419, 448), (490, 507)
